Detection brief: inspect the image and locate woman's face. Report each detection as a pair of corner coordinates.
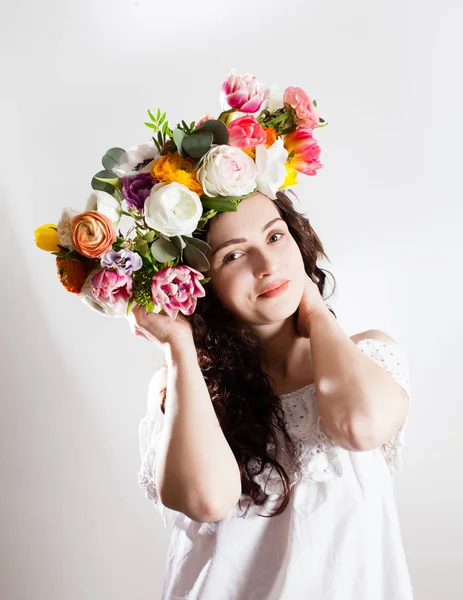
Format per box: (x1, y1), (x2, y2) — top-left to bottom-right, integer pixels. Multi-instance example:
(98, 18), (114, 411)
(205, 193), (306, 327)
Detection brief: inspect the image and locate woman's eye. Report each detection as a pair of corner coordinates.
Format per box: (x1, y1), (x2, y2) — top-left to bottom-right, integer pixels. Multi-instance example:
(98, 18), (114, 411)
(222, 232), (285, 264)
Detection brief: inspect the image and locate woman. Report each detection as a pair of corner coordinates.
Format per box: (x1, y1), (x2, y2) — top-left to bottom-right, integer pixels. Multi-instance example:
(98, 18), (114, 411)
(130, 189), (413, 599)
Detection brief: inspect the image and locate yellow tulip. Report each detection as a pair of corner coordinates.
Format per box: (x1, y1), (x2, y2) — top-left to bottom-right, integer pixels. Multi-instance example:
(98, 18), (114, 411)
(281, 163), (299, 188)
(34, 224), (61, 252)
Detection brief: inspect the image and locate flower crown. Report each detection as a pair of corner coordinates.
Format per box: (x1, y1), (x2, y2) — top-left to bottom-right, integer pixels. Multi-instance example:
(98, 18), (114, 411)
(34, 69), (327, 320)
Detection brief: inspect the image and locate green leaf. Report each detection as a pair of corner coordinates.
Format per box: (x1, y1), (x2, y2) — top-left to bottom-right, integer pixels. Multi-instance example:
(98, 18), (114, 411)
(171, 235), (186, 260)
(200, 196), (239, 212)
(102, 147), (126, 171)
(312, 99), (317, 107)
(126, 297), (135, 316)
(150, 237), (179, 262)
(91, 171), (122, 197)
(195, 119), (229, 145)
(142, 230), (156, 242)
(184, 244), (210, 272)
(199, 277), (211, 285)
(183, 131), (213, 159)
(136, 239), (149, 256)
(181, 235), (211, 253)
(145, 122), (156, 129)
(148, 108), (156, 122)
(156, 108), (161, 120)
(173, 128), (186, 156)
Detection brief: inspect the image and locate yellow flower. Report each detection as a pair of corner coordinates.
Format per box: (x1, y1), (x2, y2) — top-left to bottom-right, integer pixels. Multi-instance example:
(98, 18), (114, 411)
(151, 153), (204, 195)
(242, 148), (256, 160)
(34, 224), (61, 252)
(280, 163), (299, 188)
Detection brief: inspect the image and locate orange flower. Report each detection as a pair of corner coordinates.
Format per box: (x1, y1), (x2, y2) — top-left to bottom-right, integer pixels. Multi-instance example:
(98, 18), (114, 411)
(71, 211), (116, 259)
(151, 153), (204, 195)
(263, 127), (278, 148)
(56, 257), (91, 294)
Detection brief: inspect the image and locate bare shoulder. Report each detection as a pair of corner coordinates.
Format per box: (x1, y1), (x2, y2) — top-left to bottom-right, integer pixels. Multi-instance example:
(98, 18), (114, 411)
(147, 363), (168, 412)
(349, 329), (397, 345)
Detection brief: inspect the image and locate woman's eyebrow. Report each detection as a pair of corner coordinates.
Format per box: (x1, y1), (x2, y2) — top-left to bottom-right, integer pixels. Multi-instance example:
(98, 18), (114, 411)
(211, 217), (285, 256)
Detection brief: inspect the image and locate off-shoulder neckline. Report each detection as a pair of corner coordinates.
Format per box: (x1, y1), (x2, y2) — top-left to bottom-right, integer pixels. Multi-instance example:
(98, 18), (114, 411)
(277, 337), (397, 399)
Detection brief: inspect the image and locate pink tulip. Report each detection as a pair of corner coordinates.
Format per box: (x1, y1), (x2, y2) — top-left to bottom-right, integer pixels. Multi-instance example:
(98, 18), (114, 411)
(283, 86), (319, 130)
(91, 269), (133, 304)
(227, 115), (267, 148)
(221, 70), (269, 113)
(283, 129), (323, 176)
(151, 265), (206, 320)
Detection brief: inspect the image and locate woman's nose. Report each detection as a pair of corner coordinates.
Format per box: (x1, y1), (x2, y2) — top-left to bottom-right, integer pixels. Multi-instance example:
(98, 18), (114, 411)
(252, 249), (277, 276)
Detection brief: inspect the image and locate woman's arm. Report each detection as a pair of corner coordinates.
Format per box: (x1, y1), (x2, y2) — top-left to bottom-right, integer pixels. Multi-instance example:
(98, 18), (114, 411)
(307, 307), (409, 451)
(154, 336), (242, 522)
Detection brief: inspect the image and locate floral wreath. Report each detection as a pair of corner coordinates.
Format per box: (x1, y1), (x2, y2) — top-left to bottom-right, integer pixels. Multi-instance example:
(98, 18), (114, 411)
(34, 69), (327, 320)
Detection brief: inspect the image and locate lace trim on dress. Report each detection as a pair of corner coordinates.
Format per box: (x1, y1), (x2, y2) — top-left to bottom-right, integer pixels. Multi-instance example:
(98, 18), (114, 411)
(138, 409), (179, 529)
(355, 338), (412, 475)
(249, 338), (411, 495)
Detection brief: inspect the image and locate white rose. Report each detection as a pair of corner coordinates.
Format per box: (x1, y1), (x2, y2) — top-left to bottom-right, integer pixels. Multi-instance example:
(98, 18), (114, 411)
(57, 207), (80, 247)
(85, 190), (122, 227)
(112, 139), (160, 177)
(144, 182), (203, 237)
(79, 270), (128, 318)
(255, 138), (288, 200)
(197, 145), (257, 198)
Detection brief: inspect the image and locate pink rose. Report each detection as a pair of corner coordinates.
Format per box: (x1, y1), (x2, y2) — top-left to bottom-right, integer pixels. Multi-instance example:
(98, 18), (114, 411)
(151, 265), (206, 319)
(283, 86), (319, 130)
(227, 115), (267, 148)
(221, 70), (269, 113)
(91, 268), (133, 305)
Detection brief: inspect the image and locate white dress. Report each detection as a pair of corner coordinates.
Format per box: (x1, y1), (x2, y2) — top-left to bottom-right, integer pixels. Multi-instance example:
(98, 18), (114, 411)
(138, 338), (414, 600)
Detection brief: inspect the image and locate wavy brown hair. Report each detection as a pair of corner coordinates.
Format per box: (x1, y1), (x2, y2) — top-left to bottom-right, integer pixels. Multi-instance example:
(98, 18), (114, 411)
(159, 189), (337, 519)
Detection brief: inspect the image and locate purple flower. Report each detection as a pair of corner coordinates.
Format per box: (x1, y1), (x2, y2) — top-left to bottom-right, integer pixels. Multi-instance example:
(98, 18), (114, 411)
(100, 249), (143, 275)
(121, 173), (157, 212)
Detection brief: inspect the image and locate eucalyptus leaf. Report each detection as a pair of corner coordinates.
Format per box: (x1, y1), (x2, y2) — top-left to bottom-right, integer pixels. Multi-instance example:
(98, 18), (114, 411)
(183, 131), (214, 159)
(181, 235), (211, 252)
(184, 245), (210, 272)
(150, 237), (179, 262)
(173, 128), (187, 158)
(91, 175), (120, 197)
(102, 148), (126, 171)
(195, 119), (229, 145)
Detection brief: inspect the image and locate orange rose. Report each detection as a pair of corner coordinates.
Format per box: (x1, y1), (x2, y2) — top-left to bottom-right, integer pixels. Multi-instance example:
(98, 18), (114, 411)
(71, 211), (116, 259)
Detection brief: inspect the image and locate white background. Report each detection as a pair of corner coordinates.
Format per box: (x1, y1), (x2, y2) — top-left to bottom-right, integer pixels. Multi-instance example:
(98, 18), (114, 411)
(1, 0), (462, 598)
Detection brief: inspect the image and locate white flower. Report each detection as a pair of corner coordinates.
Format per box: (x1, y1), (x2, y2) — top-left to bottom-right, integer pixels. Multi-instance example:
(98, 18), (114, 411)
(144, 182), (203, 237)
(197, 145), (257, 198)
(112, 139), (160, 177)
(57, 207), (80, 247)
(259, 84), (285, 114)
(255, 138), (288, 200)
(85, 190), (122, 227)
(79, 270), (128, 318)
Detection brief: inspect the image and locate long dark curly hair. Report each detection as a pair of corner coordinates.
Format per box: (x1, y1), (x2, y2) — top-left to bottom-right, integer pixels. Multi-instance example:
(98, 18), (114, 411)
(159, 189), (337, 518)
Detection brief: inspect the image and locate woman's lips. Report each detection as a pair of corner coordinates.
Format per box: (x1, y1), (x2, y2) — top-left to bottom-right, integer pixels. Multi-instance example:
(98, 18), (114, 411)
(258, 280), (290, 298)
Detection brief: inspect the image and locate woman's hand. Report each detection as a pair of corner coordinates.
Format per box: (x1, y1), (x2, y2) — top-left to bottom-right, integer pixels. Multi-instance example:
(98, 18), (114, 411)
(127, 304), (194, 348)
(296, 273), (330, 338)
